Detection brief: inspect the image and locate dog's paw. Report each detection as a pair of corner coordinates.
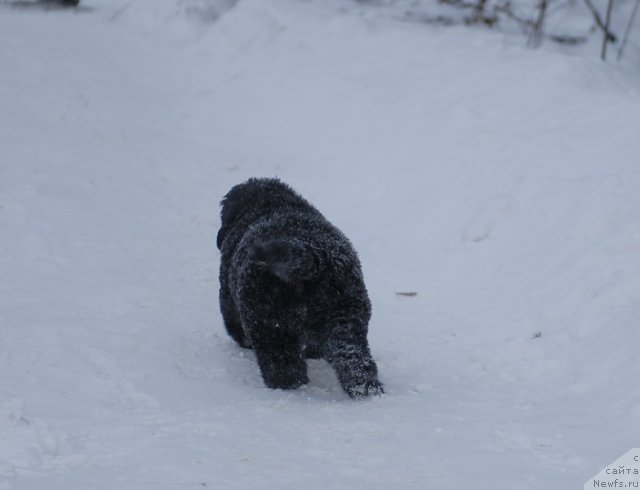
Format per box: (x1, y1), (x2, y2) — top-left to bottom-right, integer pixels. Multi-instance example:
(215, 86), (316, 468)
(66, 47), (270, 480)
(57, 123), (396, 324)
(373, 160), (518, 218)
(264, 372), (309, 391)
(345, 379), (384, 399)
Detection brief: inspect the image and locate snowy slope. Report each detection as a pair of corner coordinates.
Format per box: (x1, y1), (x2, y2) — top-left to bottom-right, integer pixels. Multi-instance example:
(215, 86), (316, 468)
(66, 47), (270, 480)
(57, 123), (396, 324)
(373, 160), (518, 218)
(1, 0), (640, 489)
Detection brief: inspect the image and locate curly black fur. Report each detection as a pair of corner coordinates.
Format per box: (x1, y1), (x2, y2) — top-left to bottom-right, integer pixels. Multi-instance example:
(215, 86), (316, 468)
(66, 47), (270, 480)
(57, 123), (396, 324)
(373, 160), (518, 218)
(217, 178), (383, 398)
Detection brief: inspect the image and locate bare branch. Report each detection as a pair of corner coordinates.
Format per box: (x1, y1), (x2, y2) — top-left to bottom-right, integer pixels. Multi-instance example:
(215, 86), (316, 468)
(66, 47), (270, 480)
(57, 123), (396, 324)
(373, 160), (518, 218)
(583, 0), (617, 42)
(494, 2), (535, 30)
(529, 0), (550, 47)
(617, 0), (640, 60)
(600, 0), (614, 60)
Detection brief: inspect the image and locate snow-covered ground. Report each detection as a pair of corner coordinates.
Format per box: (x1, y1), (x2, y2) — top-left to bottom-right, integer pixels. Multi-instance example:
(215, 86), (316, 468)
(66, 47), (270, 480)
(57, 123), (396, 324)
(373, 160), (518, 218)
(1, 0), (640, 488)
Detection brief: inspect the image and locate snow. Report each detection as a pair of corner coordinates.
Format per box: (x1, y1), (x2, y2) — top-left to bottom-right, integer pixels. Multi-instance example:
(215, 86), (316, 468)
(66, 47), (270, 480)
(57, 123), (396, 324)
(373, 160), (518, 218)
(1, 0), (639, 488)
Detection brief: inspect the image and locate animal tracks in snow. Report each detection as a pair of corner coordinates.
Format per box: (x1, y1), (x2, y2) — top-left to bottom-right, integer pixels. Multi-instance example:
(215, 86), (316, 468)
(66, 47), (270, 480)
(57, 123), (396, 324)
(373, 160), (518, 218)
(462, 194), (518, 243)
(0, 398), (87, 487)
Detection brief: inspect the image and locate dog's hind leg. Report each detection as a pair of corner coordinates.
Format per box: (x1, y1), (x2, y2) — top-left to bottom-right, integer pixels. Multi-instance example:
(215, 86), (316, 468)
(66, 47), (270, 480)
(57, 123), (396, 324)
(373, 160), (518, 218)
(220, 286), (251, 349)
(248, 324), (309, 390)
(324, 321), (384, 399)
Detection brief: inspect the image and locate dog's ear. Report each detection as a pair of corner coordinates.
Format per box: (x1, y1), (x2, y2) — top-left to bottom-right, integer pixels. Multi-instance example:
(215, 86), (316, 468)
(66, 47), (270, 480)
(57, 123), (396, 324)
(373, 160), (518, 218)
(217, 184), (248, 250)
(216, 226), (226, 250)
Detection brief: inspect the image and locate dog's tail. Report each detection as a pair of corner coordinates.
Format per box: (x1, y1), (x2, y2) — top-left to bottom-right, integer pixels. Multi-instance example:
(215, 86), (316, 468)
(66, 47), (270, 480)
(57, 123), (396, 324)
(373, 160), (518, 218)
(249, 239), (319, 282)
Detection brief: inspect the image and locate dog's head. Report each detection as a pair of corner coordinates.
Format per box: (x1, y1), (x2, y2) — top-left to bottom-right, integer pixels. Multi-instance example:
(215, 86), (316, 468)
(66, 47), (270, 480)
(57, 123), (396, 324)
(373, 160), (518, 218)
(217, 178), (304, 250)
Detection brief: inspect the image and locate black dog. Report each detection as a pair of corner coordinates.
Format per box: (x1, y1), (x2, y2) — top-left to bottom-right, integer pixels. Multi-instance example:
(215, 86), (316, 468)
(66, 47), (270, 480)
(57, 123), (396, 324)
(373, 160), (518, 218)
(217, 178), (383, 398)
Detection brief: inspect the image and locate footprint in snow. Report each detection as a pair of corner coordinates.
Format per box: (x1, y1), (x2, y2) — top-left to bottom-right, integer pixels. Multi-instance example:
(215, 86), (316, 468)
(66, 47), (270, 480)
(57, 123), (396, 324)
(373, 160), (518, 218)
(462, 194), (518, 243)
